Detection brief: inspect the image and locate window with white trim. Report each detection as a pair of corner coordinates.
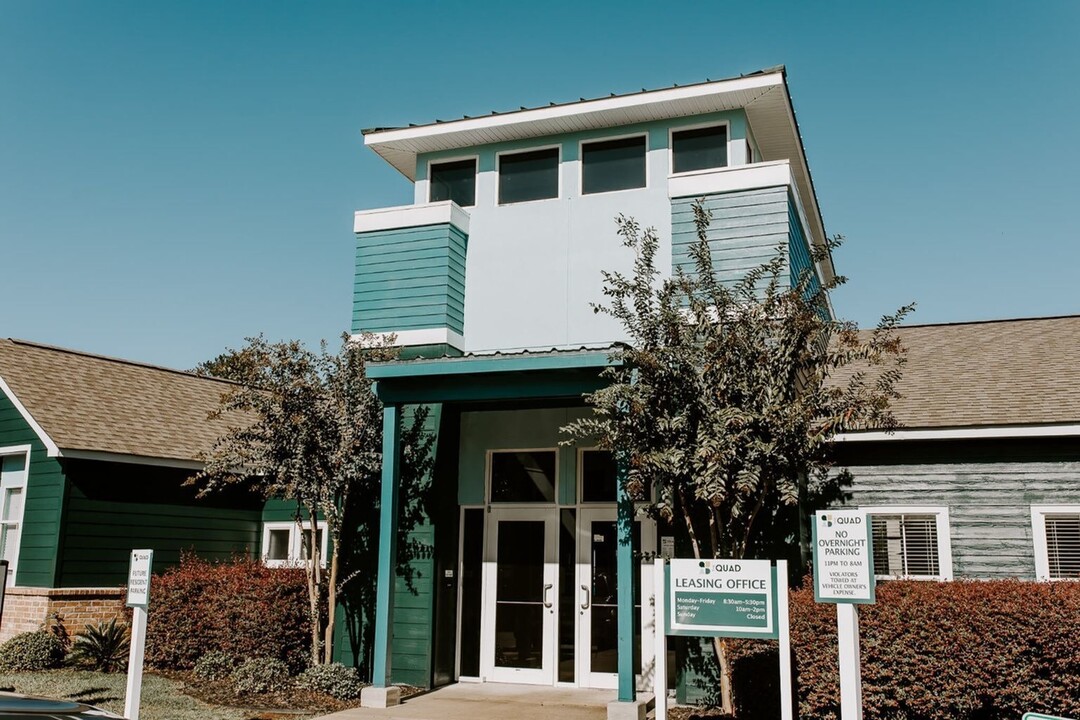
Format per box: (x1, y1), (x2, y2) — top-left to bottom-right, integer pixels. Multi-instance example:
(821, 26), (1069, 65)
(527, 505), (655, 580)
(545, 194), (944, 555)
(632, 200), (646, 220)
(1031, 506), (1080, 580)
(671, 124), (728, 174)
(261, 521), (328, 568)
(865, 506), (953, 580)
(0, 449), (28, 587)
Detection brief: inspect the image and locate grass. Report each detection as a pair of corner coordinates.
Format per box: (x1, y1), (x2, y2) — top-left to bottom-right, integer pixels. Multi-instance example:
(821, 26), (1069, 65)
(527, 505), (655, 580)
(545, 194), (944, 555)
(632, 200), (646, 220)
(0, 669), (313, 720)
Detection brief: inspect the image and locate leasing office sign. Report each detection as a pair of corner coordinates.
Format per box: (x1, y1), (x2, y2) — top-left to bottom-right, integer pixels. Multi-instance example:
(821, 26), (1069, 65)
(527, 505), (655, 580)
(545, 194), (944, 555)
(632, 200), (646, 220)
(666, 558), (777, 638)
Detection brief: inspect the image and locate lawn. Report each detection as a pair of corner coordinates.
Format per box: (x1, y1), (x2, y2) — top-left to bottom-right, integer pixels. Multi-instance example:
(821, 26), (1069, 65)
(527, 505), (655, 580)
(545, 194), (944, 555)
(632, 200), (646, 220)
(0, 669), (313, 720)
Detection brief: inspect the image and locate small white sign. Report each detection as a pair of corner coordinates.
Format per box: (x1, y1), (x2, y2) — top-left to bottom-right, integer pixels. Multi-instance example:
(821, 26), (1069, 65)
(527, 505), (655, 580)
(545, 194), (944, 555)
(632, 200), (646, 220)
(813, 511), (875, 604)
(126, 549), (154, 608)
(660, 536), (675, 560)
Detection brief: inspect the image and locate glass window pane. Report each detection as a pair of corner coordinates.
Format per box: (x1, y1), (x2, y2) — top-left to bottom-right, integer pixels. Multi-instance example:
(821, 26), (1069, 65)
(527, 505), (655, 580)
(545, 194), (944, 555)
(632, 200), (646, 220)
(459, 509), (485, 677)
(581, 450), (617, 503)
(871, 514), (939, 577)
(1, 454), (26, 475)
(266, 528), (291, 561)
(429, 159), (476, 206)
(582, 136), (646, 194)
(2, 487), (23, 522)
(494, 521), (545, 669)
(301, 528), (324, 560)
(490, 451), (556, 503)
(672, 125), (728, 174)
(499, 148), (559, 204)
(558, 509), (576, 682)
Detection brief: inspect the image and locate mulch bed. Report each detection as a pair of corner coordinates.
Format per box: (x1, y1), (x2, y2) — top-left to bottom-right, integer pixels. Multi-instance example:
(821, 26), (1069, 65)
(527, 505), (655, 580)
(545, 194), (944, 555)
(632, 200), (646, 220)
(667, 707), (731, 720)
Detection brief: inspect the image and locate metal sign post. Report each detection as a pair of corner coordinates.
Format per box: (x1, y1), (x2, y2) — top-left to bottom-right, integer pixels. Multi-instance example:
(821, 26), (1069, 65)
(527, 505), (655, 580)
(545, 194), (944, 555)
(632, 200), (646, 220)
(654, 558), (793, 720)
(124, 549), (153, 720)
(812, 511), (875, 720)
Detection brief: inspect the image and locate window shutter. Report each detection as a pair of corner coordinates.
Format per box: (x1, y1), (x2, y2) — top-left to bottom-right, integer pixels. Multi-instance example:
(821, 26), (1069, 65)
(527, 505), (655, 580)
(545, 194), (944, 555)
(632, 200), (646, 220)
(1045, 514), (1080, 579)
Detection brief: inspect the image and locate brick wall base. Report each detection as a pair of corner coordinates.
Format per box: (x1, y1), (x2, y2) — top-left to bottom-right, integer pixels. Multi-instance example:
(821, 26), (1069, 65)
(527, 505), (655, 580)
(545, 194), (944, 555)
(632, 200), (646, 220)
(0, 587), (125, 643)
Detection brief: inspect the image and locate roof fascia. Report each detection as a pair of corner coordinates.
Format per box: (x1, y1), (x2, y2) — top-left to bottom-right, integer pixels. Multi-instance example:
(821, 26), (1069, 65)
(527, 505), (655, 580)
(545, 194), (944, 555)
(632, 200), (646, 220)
(366, 351), (617, 380)
(0, 374), (62, 457)
(364, 72), (783, 147)
(60, 449), (204, 470)
(834, 424), (1080, 442)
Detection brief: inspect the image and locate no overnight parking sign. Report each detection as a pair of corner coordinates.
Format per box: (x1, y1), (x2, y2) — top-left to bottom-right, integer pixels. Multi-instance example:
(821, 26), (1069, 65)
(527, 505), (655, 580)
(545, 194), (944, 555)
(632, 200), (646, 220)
(812, 510), (876, 604)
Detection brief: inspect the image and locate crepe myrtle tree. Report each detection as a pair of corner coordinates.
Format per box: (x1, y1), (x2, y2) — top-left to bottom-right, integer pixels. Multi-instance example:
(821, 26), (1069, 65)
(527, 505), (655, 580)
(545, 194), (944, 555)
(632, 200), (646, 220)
(192, 333), (434, 668)
(562, 203), (912, 712)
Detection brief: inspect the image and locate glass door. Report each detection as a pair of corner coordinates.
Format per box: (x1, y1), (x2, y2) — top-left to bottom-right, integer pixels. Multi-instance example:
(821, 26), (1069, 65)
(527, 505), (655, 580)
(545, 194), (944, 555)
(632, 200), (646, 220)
(576, 508), (656, 689)
(481, 508), (558, 684)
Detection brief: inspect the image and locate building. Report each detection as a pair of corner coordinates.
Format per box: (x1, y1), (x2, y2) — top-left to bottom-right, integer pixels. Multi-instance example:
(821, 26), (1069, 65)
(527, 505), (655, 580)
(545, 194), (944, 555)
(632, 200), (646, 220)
(0, 338), (269, 640)
(834, 315), (1080, 583)
(351, 66), (831, 713)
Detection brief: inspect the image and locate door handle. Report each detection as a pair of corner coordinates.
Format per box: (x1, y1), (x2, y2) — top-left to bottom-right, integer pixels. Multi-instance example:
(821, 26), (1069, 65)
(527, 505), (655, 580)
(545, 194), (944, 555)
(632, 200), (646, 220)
(580, 584), (591, 610)
(543, 583), (553, 608)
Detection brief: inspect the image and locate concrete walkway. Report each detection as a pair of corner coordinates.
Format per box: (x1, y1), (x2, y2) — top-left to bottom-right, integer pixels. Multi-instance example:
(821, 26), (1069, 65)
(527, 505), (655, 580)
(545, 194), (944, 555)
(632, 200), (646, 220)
(318, 683), (644, 720)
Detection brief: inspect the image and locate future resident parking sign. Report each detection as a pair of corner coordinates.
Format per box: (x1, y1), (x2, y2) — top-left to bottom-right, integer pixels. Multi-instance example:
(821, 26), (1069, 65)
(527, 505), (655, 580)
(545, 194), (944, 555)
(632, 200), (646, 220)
(666, 558), (777, 638)
(812, 510), (875, 604)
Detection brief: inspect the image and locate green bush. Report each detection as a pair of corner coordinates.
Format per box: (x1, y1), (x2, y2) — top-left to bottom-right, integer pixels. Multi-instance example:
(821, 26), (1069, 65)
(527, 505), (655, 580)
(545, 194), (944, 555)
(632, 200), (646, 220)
(231, 657), (292, 695)
(725, 578), (1080, 720)
(295, 662), (365, 699)
(193, 650), (236, 681)
(69, 619), (129, 672)
(0, 630), (66, 671)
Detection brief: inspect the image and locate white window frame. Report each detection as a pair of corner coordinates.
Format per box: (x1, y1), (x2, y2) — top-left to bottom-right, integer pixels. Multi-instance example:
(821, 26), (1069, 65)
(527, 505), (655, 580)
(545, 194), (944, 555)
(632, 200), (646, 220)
(495, 144), (562, 205)
(668, 120), (732, 176)
(578, 132), (649, 196)
(1031, 505), (1080, 581)
(261, 520), (328, 568)
(426, 154), (480, 207)
(0, 444), (30, 588)
(485, 447), (559, 505)
(864, 505), (954, 581)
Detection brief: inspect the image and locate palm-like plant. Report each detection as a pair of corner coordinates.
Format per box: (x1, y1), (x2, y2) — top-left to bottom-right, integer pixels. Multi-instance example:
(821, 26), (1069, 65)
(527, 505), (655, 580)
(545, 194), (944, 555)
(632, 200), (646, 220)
(69, 618), (130, 672)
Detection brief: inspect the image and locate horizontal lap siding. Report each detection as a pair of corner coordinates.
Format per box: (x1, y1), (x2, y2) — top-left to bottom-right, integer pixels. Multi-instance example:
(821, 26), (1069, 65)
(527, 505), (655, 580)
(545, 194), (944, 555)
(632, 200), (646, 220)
(354, 224), (468, 335)
(671, 187), (790, 290)
(844, 459), (1080, 579)
(58, 463), (261, 587)
(0, 392), (63, 587)
(788, 201), (819, 296)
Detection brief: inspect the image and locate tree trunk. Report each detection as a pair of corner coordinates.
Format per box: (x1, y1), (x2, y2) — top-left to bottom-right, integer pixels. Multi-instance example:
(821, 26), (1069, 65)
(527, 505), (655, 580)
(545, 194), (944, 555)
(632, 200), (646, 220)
(323, 547), (339, 664)
(305, 515), (323, 666)
(713, 636), (735, 715)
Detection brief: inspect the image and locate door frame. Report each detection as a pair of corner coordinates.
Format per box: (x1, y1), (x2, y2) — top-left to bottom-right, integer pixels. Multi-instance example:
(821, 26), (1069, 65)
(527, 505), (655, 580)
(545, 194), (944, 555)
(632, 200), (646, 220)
(576, 507), (656, 690)
(479, 506), (559, 685)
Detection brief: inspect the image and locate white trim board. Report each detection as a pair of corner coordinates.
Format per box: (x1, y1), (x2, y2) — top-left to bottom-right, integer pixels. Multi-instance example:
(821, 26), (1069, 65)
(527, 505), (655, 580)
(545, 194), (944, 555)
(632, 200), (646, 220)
(835, 424), (1080, 442)
(1030, 505), (1080, 581)
(0, 375), (60, 457)
(350, 328), (465, 351)
(354, 200), (471, 234)
(60, 449), (204, 470)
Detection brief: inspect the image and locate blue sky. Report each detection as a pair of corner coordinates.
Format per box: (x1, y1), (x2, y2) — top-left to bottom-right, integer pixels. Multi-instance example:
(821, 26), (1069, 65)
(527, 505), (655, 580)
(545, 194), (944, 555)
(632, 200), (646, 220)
(2, 1), (1077, 369)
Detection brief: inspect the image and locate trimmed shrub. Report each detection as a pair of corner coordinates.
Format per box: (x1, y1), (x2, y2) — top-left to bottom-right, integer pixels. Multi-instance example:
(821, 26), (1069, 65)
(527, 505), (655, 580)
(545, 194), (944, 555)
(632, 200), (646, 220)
(232, 657), (292, 695)
(0, 630), (65, 671)
(727, 578), (1080, 720)
(145, 554), (310, 673)
(193, 650), (236, 681)
(69, 619), (130, 672)
(295, 662), (365, 699)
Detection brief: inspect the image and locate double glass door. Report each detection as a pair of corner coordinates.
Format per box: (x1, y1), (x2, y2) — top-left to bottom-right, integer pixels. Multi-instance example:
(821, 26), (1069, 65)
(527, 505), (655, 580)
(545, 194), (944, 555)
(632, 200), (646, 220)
(479, 507), (654, 687)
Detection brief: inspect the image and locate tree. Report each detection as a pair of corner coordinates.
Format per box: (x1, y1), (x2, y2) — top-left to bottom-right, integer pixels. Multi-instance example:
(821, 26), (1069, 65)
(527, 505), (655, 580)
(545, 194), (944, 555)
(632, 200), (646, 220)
(192, 333), (433, 668)
(562, 203), (912, 712)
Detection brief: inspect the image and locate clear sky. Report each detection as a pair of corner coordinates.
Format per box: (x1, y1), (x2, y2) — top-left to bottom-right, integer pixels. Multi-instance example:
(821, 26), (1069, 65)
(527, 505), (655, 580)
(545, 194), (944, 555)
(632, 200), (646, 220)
(2, 1), (1078, 369)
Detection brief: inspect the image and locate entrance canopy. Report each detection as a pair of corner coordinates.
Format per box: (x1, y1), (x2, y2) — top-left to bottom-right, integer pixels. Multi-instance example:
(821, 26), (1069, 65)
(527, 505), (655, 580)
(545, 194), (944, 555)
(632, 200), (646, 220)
(367, 347), (619, 405)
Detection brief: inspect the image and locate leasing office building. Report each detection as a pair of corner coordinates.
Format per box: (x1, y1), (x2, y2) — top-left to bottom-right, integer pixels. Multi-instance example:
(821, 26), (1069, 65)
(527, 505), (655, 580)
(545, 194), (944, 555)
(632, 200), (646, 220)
(351, 67), (829, 706)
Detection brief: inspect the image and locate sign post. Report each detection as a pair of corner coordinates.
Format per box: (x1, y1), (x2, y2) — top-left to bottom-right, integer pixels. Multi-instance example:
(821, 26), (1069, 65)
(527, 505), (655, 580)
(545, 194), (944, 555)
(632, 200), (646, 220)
(812, 511), (875, 720)
(124, 549), (153, 720)
(655, 558), (792, 720)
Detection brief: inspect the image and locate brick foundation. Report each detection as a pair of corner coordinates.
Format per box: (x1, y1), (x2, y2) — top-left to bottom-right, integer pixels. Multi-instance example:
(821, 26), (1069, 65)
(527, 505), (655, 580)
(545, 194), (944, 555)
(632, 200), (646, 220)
(0, 587), (125, 642)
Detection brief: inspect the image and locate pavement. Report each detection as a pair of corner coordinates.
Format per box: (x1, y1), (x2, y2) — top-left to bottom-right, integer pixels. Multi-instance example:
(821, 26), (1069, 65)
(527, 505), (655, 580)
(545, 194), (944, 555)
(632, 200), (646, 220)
(316, 682), (645, 720)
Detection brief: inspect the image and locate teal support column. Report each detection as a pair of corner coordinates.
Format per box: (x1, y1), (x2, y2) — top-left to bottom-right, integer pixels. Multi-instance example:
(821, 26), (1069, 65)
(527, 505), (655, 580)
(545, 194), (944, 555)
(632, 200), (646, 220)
(372, 404), (402, 688)
(616, 452), (637, 702)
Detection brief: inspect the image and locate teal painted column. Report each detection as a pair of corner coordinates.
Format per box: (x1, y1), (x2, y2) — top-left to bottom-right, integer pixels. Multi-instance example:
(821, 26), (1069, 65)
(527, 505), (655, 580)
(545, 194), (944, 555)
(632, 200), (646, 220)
(616, 452), (637, 702)
(372, 404), (401, 688)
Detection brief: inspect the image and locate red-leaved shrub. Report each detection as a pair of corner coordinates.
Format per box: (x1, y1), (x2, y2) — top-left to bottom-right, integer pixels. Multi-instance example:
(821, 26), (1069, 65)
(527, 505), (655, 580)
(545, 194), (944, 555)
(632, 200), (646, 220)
(145, 554), (310, 673)
(730, 579), (1080, 720)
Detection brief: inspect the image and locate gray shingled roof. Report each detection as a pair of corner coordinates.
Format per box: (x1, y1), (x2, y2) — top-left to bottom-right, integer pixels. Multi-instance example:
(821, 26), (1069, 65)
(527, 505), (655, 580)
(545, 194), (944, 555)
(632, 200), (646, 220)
(842, 315), (1080, 430)
(0, 339), (240, 462)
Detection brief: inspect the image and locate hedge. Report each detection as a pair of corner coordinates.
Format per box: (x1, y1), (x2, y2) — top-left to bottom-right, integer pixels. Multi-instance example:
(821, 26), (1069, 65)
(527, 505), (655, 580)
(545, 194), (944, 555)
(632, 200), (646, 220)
(728, 579), (1080, 720)
(145, 554), (311, 673)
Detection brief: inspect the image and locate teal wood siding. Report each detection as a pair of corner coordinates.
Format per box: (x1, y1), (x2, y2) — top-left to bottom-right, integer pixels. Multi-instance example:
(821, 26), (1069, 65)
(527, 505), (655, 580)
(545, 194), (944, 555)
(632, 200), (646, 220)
(389, 404), (441, 687)
(672, 187), (791, 290)
(58, 460), (261, 586)
(0, 392), (63, 587)
(837, 439), (1080, 579)
(787, 199), (819, 296)
(353, 224), (467, 335)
